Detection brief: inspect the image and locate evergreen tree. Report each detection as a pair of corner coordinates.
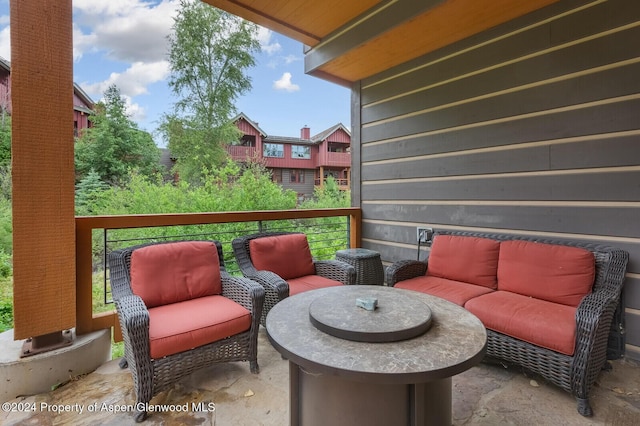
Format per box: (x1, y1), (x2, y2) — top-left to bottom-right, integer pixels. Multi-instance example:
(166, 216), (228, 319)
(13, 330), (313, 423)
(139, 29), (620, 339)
(75, 85), (161, 185)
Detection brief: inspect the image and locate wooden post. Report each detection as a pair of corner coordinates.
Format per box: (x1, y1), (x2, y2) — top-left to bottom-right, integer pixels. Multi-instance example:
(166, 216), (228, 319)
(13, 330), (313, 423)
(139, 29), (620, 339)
(10, 0), (75, 340)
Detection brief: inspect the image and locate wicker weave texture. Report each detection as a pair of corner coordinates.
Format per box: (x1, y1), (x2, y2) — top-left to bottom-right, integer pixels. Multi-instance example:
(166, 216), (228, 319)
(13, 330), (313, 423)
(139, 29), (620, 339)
(386, 230), (629, 417)
(109, 240), (264, 420)
(336, 249), (384, 285)
(232, 232), (356, 326)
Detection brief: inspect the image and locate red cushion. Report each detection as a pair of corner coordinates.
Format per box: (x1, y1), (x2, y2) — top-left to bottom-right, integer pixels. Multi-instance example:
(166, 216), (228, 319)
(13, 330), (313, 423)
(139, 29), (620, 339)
(427, 235), (501, 289)
(249, 234), (315, 280)
(286, 275), (343, 296)
(497, 240), (595, 307)
(130, 241), (221, 308)
(395, 275), (494, 306)
(148, 295), (251, 359)
(465, 291), (577, 355)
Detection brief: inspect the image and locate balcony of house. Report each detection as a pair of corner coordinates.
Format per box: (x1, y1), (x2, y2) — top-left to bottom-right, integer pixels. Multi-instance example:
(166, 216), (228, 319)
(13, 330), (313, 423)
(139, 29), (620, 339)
(226, 144), (257, 161)
(314, 176), (349, 190)
(321, 151), (351, 168)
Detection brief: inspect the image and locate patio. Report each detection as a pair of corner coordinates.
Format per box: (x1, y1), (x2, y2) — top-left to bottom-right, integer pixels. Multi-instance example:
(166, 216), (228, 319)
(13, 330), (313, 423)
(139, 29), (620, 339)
(2, 327), (639, 425)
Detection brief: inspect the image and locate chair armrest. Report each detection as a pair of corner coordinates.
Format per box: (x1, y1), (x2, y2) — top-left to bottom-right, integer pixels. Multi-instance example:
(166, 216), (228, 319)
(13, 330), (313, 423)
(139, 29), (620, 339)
(114, 295), (151, 368)
(240, 270), (289, 300)
(221, 271), (266, 314)
(385, 260), (428, 286)
(315, 260), (356, 285)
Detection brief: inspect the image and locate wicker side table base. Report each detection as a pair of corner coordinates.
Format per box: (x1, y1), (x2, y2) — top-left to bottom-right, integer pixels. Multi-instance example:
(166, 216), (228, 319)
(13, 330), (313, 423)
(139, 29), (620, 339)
(336, 248), (384, 286)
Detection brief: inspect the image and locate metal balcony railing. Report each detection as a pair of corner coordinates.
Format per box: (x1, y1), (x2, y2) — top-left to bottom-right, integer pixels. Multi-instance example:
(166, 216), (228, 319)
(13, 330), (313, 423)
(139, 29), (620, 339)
(75, 208), (362, 336)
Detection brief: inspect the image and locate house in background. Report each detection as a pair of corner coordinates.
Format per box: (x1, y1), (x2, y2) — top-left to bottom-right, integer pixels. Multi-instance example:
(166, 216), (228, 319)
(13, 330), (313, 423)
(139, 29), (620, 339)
(0, 56), (94, 136)
(228, 112), (351, 200)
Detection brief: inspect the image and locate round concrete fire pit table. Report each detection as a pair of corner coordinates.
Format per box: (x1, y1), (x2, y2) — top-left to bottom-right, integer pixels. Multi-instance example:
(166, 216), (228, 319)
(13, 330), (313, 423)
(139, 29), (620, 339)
(266, 285), (487, 426)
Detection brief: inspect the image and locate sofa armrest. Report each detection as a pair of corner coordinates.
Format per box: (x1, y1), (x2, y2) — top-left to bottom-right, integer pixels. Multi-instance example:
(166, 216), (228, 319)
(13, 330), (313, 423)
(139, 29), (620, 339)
(315, 260), (356, 285)
(571, 247), (628, 398)
(385, 260), (428, 286)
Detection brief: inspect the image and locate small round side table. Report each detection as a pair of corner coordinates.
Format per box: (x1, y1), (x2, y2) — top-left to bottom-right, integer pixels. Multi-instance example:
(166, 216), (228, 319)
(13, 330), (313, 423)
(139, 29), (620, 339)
(335, 248), (384, 286)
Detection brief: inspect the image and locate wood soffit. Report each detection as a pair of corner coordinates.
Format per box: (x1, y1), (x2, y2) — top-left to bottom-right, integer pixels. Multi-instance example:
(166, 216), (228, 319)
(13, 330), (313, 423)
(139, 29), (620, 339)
(205, 0), (561, 86)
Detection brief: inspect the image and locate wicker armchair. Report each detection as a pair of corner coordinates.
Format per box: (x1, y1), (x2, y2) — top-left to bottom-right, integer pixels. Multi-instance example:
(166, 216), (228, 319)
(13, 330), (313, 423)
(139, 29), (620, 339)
(386, 230), (629, 416)
(232, 232), (356, 325)
(109, 240), (264, 422)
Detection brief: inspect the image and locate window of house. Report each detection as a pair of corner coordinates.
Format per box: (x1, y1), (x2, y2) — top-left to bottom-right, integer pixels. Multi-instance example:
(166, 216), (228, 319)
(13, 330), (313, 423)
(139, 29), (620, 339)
(290, 169), (305, 184)
(263, 143), (284, 157)
(291, 145), (311, 159)
(272, 169), (282, 183)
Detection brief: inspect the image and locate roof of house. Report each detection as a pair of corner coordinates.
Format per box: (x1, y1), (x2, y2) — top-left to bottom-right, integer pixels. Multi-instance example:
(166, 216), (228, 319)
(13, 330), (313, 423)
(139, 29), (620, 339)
(235, 112), (350, 145)
(0, 56), (95, 111)
(310, 123), (350, 142)
(233, 112), (268, 137)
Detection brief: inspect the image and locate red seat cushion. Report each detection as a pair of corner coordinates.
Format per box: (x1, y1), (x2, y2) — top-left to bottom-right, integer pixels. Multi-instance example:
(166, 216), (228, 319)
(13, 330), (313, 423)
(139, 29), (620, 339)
(395, 275), (494, 306)
(130, 241), (222, 308)
(286, 275), (343, 296)
(427, 235), (500, 289)
(497, 240), (595, 307)
(249, 234), (315, 280)
(465, 291), (577, 355)
(148, 295), (251, 359)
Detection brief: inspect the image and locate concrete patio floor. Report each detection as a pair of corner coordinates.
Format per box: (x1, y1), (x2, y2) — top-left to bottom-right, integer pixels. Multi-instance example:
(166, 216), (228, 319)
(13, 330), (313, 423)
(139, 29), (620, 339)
(2, 327), (639, 426)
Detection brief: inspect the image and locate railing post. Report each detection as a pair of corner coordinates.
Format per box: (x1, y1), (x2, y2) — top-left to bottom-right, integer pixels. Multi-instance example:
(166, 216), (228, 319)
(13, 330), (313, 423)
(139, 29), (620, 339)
(75, 224), (94, 335)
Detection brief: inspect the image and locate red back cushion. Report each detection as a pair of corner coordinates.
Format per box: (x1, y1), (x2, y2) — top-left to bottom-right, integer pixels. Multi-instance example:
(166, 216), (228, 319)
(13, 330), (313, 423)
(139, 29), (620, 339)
(249, 234), (315, 280)
(427, 235), (500, 289)
(497, 240), (595, 307)
(130, 241), (222, 308)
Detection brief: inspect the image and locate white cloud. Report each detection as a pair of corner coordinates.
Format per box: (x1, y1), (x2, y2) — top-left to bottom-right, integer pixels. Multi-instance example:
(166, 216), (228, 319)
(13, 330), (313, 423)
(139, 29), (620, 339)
(273, 72), (300, 92)
(0, 25), (9, 60)
(82, 61), (170, 99)
(73, 0), (178, 63)
(283, 54), (300, 65)
(257, 26), (281, 55)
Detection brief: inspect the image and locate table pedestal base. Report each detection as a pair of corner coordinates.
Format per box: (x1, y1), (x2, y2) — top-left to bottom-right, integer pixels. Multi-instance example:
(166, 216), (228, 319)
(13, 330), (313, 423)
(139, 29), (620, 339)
(290, 362), (452, 426)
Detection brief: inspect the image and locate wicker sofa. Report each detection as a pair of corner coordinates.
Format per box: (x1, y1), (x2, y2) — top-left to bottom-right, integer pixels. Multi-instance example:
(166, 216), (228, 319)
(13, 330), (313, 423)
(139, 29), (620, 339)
(386, 230), (629, 417)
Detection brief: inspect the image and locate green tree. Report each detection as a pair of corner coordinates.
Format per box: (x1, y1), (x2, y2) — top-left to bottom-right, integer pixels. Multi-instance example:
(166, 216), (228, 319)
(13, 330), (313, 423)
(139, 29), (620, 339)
(75, 169), (110, 215)
(161, 0), (260, 184)
(0, 115), (10, 167)
(75, 85), (161, 185)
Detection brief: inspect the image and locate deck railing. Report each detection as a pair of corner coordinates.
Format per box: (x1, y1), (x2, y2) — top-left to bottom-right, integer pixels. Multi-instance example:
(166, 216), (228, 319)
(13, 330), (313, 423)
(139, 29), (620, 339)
(75, 208), (362, 336)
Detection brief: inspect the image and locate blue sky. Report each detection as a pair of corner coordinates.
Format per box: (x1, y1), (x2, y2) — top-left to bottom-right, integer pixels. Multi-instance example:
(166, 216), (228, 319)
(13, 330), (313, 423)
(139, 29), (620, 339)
(0, 0), (351, 147)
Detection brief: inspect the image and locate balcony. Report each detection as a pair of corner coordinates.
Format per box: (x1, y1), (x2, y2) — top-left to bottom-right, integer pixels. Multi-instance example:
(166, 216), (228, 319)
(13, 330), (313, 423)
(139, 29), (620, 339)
(323, 151), (350, 168)
(226, 145), (257, 161)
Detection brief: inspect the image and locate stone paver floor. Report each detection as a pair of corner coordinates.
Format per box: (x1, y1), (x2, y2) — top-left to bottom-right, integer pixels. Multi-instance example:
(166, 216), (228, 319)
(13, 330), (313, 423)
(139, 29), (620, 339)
(2, 328), (640, 425)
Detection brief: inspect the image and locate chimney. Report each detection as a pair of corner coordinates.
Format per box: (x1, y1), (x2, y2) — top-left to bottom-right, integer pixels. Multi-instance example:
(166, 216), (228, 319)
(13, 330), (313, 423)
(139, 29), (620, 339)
(301, 126), (310, 140)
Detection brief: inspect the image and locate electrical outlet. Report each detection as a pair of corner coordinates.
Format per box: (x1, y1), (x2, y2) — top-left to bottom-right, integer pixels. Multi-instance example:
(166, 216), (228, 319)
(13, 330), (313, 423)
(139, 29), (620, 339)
(416, 227), (433, 243)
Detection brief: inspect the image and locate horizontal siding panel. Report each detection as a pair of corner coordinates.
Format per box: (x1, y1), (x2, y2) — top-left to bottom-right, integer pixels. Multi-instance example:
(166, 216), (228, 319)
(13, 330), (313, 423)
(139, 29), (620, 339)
(362, 90), (640, 144)
(363, 135), (640, 180)
(361, 170), (640, 201)
(625, 277), (640, 310)
(363, 29), (640, 124)
(627, 311), (640, 347)
(361, 98), (640, 161)
(361, 203), (640, 240)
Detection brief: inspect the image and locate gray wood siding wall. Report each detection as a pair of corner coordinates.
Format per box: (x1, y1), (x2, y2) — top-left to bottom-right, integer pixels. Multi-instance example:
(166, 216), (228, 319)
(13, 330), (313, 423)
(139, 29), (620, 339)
(353, 0), (640, 360)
